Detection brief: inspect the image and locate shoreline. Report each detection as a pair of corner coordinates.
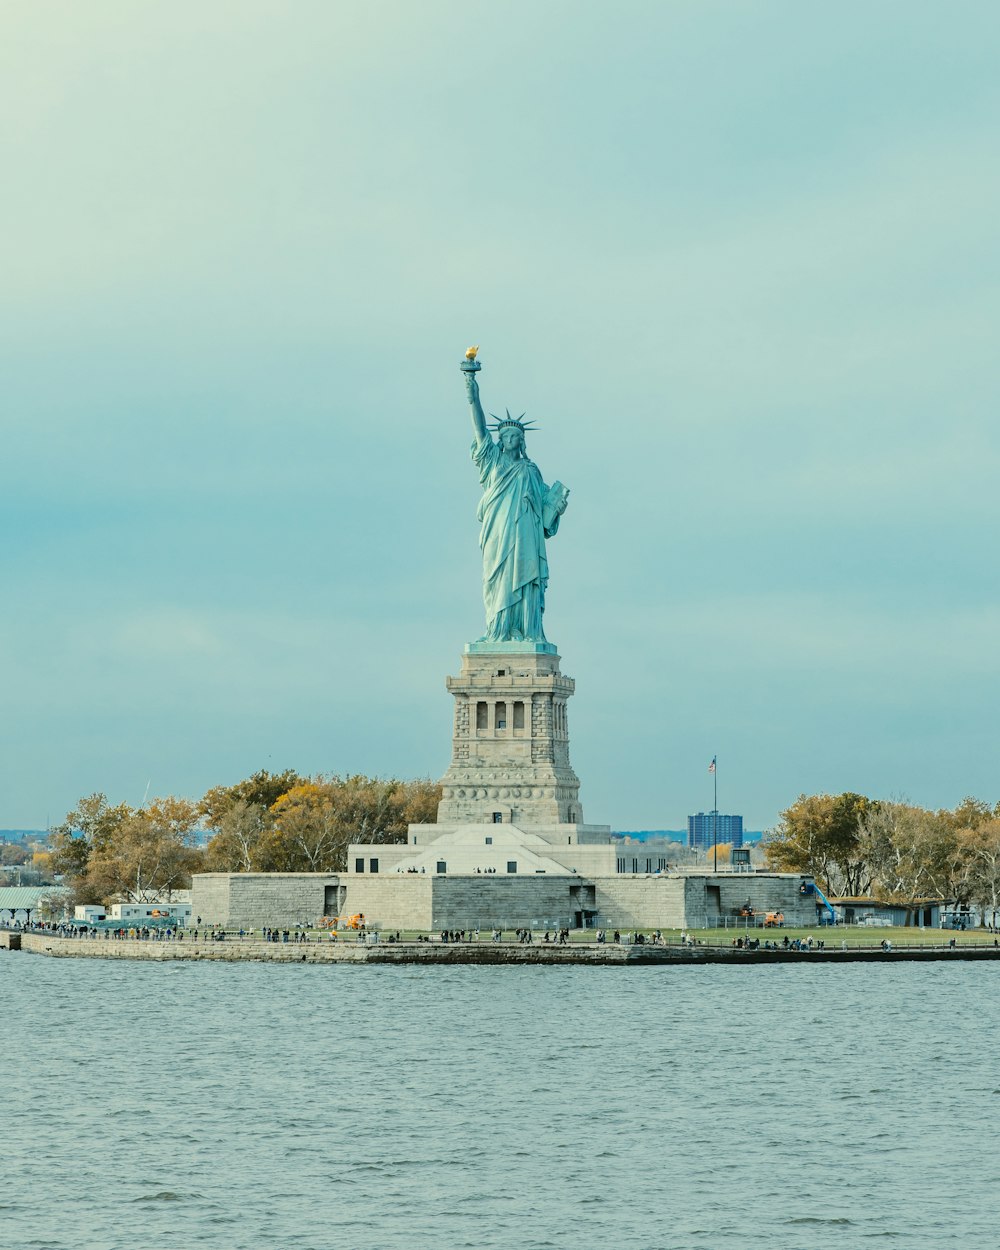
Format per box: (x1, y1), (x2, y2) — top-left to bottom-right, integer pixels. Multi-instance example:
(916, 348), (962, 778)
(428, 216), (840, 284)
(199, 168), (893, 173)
(5, 931), (1000, 965)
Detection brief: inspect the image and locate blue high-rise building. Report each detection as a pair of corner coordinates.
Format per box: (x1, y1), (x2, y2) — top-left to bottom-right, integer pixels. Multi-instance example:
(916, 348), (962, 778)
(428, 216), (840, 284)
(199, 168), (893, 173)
(687, 811), (743, 850)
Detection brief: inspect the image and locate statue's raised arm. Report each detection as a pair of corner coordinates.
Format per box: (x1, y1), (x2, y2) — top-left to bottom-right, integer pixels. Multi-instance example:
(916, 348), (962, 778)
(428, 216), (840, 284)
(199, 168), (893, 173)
(461, 345), (489, 445)
(458, 347), (569, 645)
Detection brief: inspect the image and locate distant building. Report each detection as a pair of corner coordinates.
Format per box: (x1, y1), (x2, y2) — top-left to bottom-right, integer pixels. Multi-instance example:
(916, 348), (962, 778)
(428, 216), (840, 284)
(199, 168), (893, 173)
(687, 812), (743, 850)
(830, 897), (946, 928)
(74, 905), (108, 923)
(110, 901), (192, 925)
(0, 885), (70, 924)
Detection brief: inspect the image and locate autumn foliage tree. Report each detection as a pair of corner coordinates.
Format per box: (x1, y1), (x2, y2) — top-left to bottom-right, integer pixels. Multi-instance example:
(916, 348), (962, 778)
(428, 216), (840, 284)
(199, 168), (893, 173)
(202, 772), (442, 873)
(51, 793), (203, 905)
(199, 769), (305, 873)
(953, 815), (1000, 926)
(765, 792), (1000, 923)
(857, 801), (958, 920)
(262, 775), (441, 872)
(763, 792), (871, 894)
(199, 769), (305, 828)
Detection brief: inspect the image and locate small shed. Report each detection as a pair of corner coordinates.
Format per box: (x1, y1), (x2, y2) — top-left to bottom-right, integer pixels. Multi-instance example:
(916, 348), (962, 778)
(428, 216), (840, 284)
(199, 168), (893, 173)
(830, 897), (942, 927)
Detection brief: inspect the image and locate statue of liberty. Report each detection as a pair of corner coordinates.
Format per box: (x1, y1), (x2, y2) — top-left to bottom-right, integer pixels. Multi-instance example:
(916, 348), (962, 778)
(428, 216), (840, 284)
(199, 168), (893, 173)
(462, 349), (569, 643)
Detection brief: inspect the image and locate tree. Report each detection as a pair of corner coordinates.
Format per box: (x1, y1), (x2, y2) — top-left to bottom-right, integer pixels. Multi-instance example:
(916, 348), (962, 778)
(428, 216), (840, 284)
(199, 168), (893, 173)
(331, 775), (404, 845)
(260, 774), (443, 873)
(319, 774), (442, 849)
(395, 778), (442, 827)
(50, 793), (135, 904)
(53, 773), (442, 882)
(947, 796), (994, 832)
(204, 799), (273, 873)
(200, 769), (304, 827)
(269, 782), (345, 871)
(108, 796), (204, 901)
(51, 793), (203, 904)
(31, 851), (56, 882)
(858, 801), (959, 920)
(954, 818), (1000, 927)
(764, 793), (871, 894)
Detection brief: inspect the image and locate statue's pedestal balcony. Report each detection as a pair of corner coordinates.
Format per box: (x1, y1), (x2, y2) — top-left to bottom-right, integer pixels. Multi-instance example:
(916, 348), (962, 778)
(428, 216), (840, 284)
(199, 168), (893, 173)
(436, 644), (585, 826)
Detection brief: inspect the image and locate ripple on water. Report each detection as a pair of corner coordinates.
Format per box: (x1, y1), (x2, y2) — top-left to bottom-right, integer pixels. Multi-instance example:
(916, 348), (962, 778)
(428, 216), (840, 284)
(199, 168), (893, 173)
(7, 959), (1000, 1248)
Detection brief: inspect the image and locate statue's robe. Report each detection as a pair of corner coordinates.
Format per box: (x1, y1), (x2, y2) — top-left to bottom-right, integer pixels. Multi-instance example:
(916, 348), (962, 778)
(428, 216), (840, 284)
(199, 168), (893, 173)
(472, 436), (560, 642)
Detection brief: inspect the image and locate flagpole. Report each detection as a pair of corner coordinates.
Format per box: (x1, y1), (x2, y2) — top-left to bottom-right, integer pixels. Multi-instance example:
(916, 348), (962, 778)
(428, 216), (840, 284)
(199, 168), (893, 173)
(713, 757), (718, 873)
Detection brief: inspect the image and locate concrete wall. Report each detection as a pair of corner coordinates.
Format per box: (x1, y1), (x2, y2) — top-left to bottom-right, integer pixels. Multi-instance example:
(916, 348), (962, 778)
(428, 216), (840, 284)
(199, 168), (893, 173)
(338, 874), (591, 930)
(710, 874), (817, 927)
(430, 876), (591, 929)
(338, 874), (434, 931)
(590, 875), (692, 928)
(191, 869), (820, 931)
(589, 873), (818, 928)
(192, 873), (341, 928)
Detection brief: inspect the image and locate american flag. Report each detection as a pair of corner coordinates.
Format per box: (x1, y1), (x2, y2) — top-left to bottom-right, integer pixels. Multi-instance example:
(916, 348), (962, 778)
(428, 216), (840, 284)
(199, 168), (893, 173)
(708, 757), (716, 773)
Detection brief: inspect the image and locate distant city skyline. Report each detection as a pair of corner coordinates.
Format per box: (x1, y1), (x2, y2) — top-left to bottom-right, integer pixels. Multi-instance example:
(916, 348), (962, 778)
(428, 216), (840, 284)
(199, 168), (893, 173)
(3, 4), (999, 830)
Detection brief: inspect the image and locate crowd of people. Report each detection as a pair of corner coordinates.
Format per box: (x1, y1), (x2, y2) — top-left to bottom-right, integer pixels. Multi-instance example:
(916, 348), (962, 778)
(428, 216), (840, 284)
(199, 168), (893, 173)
(6, 916), (999, 952)
(732, 934), (827, 951)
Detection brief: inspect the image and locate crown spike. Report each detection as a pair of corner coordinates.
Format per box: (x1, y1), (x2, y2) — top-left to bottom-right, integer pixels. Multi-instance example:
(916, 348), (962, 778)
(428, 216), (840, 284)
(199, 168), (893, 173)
(486, 408), (540, 434)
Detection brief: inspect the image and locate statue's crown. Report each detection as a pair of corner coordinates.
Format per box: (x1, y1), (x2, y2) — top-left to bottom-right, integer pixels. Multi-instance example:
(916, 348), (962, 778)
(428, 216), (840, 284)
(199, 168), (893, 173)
(488, 409), (537, 433)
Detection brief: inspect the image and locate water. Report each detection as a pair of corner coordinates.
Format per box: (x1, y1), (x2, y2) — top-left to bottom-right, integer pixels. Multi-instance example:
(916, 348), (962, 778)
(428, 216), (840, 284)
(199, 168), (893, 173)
(4, 955), (1000, 1249)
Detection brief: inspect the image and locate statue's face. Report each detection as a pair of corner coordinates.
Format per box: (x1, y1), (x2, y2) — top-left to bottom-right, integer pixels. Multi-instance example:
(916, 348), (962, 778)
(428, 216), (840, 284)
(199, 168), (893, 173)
(499, 427), (524, 454)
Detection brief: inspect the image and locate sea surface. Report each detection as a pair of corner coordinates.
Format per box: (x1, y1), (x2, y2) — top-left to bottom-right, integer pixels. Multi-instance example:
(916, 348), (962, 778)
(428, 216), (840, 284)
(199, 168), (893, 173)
(4, 954), (1000, 1250)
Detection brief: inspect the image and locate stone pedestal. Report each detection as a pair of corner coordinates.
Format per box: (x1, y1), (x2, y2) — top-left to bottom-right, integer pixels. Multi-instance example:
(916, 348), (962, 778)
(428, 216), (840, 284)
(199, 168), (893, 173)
(436, 641), (585, 825)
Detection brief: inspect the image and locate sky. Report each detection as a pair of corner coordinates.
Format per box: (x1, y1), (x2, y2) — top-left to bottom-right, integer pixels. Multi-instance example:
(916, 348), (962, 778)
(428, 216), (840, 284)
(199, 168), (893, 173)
(2, 1), (999, 832)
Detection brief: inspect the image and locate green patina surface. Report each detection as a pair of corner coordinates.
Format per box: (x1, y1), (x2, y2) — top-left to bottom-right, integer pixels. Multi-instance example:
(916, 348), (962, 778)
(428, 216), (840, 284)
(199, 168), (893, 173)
(462, 355), (569, 645)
